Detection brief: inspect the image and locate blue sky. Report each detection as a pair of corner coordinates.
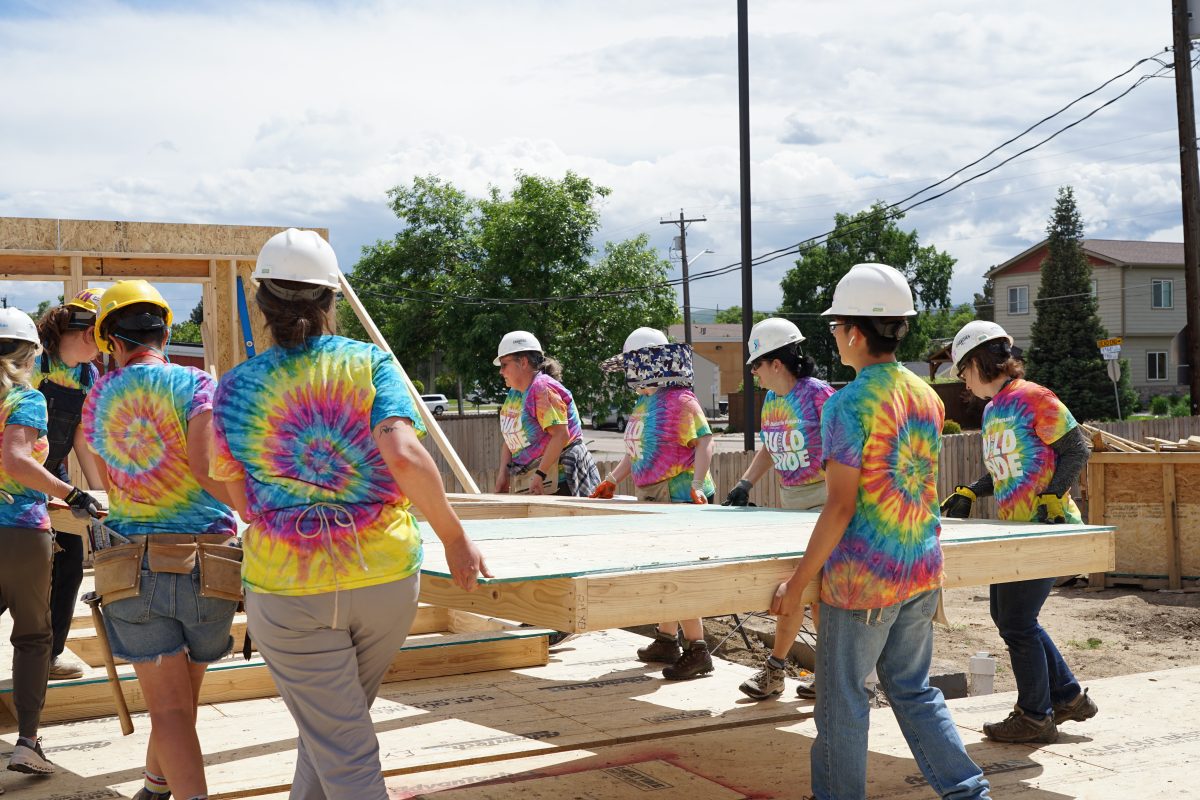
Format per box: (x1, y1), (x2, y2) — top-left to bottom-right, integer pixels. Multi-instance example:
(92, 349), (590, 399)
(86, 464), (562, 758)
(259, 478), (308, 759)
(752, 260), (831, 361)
(0, 0), (1187, 323)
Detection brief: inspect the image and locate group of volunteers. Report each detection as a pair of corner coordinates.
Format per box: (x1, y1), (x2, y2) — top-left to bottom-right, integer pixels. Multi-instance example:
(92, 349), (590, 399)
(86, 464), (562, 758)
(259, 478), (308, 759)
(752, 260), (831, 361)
(0, 237), (1096, 800)
(0, 228), (488, 800)
(492, 261), (1096, 799)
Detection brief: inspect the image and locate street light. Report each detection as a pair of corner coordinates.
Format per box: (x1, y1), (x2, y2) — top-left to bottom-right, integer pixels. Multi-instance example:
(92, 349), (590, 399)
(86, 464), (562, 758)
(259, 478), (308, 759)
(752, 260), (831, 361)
(681, 249), (713, 347)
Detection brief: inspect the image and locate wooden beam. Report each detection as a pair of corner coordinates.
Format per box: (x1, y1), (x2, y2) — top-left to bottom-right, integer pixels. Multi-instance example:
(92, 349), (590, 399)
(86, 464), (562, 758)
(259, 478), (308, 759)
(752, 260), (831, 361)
(81, 257), (211, 278)
(0, 253), (70, 275)
(5, 629), (548, 724)
(1087, 462), (1108, 589)
(420, 575), (581, 631)
(1165, 462), (1182, 590)
(337, 272), (481, 494)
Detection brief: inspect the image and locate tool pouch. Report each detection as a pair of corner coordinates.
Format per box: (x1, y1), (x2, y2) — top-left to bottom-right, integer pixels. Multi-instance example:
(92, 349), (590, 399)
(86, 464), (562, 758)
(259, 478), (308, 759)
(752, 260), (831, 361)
(147, 541), (199, 574)
(93, 540), (146, 605)
(198, 543), (243, 602)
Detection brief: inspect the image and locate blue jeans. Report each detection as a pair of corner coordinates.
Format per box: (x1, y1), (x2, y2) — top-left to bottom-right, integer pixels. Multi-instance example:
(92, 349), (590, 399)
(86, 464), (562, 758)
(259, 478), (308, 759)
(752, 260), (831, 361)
(812, 589), (989, 800)
(104, 568), (238, 664)
(990, 578), (1080, 718)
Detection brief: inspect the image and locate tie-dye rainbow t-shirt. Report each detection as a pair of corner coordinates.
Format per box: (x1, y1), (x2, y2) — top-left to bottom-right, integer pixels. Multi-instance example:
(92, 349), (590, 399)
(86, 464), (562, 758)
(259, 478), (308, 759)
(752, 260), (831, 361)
(820, 362), (944, 610)
(982, 379), (1082, 524)
(760, 377), (835, 487)
(499, 371), (584, 472)
(0, 385), (50, 529)
(624, 386), (716, 502)
(83, 363), (235, 537)
(32, 356), (97, 394)
(211, 335), (427, 596)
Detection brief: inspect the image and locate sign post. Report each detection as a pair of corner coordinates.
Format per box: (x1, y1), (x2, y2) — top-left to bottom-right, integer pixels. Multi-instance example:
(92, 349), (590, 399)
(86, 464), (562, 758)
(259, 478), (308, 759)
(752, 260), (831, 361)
(1098, 337), (1123, 419)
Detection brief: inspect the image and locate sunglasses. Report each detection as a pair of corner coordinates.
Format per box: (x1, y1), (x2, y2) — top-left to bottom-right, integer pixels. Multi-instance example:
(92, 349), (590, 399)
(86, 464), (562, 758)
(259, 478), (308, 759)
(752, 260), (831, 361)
(827, 321), (853, 334)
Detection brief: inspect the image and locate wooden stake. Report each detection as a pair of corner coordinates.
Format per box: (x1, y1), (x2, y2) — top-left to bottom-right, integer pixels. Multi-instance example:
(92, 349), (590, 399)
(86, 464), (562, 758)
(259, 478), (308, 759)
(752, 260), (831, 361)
(337, 273), (481, 494)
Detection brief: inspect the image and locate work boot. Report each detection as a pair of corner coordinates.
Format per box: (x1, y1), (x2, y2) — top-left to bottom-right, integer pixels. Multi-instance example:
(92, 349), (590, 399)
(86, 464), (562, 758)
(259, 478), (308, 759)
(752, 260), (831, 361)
(48, 655), (85, 680)
(636, 630), (681, 664)
(1053, 688), (1099, 725)
(795, 669), (817, 699)
(8, 736), (54, 774)
(662, 640), (714, 680)
(132, 790), (172, 800)
(983, 706), (1058, 744)
(739, 657), (786, 700)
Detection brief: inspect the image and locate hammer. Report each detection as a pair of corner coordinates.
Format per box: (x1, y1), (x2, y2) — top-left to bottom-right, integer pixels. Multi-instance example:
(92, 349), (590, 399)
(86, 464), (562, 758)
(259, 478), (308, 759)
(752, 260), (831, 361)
(81, 591), (134, 736)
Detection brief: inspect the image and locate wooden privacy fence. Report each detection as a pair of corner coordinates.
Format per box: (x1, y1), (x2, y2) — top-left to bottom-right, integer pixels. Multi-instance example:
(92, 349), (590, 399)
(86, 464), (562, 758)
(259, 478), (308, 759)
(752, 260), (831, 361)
(431, 415), (1200, 514)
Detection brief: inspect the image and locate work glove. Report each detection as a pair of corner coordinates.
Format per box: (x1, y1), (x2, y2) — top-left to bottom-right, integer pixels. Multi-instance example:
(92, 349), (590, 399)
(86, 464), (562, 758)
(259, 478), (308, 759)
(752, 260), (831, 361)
(722, 479), (753, 506)
(590, 479), (617, 499)
(689, 481), (709, 505)
(65, 487), (102, 518)
(1035, 493), (1067, 524)
(940, 486), (976, 519)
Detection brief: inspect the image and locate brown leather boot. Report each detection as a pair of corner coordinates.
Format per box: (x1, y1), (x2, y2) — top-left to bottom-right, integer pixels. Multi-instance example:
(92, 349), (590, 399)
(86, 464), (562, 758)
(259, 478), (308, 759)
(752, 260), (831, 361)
(636, 630), (681, 663)
(662, 641), (714, 680)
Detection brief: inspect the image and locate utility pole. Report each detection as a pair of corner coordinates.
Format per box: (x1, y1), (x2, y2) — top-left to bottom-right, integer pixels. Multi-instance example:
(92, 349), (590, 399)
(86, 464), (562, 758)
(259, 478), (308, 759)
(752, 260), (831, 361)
(1172, 0), (1200, 414)
(660, 210), (706, 346)
(737, 0), (755, 450)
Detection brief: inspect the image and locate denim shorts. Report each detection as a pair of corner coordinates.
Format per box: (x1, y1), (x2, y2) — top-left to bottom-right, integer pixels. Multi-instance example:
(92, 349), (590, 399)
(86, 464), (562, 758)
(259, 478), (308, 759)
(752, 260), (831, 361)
(102, 568), (238, 664)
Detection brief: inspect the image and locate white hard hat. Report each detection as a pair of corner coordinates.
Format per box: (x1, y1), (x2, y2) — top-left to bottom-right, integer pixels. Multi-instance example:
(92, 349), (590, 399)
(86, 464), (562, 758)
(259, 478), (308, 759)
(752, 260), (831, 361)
(494, 330), (543, 365)
(622, 327), (668, 354)
(951, 320), (1013, 369)
(822, 263), (917, 318)
(746, 317), (805, 364)
(253, 228), (340, 288)
(0, 308), (40, 346)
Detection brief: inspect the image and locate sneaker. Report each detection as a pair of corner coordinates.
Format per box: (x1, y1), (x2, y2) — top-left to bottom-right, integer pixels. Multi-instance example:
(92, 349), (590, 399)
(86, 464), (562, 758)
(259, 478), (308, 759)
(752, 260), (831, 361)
(132, 790), (172, 800)
(739, 658), (785, 700)
(47, 655), (85, 680)
(8, 737), (54, 775)
(662, 641), (714, 680)
(795, 669), (817, 700)
(1054, 688), (1099, 725)
(983, 706), (1058, 744)
(636, 631), (681, 664)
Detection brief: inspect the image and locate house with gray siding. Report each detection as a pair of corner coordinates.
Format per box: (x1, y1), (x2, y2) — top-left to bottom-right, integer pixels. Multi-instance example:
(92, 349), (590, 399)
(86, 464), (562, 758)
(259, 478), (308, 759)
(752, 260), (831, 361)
(989, 239), (1186, 402)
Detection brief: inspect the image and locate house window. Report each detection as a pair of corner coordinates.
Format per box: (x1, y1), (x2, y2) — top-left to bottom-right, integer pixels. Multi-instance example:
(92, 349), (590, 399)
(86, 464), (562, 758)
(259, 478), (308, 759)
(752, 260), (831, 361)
(1148, 351), (1168, 382)
(1008, 285), (1029, 315)
(1090, 279), (1098, 298)
(1153, 279), (1173, 309)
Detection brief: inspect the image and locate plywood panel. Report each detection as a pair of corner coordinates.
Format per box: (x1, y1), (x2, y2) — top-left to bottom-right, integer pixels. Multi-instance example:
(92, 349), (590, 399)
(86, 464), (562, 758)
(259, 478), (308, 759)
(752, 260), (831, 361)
(0, 217), (327, 257)
(1093, 456), (1200, 579)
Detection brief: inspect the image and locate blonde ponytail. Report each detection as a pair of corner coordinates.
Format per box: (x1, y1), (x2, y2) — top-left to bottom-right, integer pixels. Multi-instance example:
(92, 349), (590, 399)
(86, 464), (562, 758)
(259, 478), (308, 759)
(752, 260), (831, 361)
(0, 342), (42, 406)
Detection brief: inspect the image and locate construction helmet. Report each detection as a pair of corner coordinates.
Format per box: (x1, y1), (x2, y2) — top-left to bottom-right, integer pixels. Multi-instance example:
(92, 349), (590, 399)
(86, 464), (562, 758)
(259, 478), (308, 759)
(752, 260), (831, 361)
(622, 327), (668, 354)
(0, 308), (41, 346)
(822, 263), (917, 318)
(494, 330), (542, 366)
(951, 320), (1013, 370)
(746, 318), (805, 364)
(94, 280), (173, 354)
(64, 287), (103, 329)
(253, 228), (340, 288)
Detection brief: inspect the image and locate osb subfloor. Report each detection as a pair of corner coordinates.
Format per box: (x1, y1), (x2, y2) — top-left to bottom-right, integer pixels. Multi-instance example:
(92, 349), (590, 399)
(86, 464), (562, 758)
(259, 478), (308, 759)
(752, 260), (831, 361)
(1, 629), (1195, 800)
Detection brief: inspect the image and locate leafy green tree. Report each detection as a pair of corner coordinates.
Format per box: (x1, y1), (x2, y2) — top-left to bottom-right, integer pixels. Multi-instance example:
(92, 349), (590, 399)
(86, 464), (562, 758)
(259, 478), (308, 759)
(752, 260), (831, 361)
(34, 299), (53, 319)
(714, 306), (769, 325)
(171, 320), (202, 344)
(347, 172), (677, 411)
(778, 203), (955, 380)
(1026, 187), (1137, 420)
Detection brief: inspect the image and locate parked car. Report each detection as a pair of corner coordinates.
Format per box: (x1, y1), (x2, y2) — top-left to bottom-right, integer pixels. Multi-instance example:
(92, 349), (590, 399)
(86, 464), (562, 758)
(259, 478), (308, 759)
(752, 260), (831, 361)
(590, 407), (628, 432)
(421, 393), (449, 416)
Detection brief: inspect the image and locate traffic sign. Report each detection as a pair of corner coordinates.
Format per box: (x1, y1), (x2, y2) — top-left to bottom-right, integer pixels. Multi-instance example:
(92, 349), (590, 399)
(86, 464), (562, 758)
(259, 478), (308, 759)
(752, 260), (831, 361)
(1106, 359), (1121, 382)
(1097, 336), (1123, 348)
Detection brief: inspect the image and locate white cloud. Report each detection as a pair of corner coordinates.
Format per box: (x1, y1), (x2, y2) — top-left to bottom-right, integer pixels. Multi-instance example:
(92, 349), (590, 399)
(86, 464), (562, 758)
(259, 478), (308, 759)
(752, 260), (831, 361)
(0, 0), (1184, 323)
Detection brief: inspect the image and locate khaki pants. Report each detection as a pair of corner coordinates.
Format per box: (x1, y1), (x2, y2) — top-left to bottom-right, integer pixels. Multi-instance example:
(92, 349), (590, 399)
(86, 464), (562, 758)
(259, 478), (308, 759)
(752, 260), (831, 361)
(0, 526), (53, 738)
(780, 481), (827, 511)
(636, 480), (672, 504)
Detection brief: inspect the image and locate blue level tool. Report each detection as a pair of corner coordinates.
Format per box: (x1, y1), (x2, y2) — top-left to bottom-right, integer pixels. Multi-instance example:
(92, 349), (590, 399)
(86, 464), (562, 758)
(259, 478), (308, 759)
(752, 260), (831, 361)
(236, 276), (256, 358)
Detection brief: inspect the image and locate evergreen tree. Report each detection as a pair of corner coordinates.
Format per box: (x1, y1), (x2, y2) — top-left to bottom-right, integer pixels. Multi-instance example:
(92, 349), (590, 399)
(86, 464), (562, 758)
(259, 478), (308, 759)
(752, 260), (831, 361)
(1026, 187), (1137, 420)
(973, 272), (994, 321)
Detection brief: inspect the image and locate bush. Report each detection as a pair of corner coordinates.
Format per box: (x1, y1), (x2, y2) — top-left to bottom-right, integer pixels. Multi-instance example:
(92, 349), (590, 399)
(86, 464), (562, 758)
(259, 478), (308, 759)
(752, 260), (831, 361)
(411, 378), (424, 394)
(1150, 395), (1172, 416)
(1171, 394), (1192, 418)
(435, 374), (459, 399)
(942, 419), (962, 435)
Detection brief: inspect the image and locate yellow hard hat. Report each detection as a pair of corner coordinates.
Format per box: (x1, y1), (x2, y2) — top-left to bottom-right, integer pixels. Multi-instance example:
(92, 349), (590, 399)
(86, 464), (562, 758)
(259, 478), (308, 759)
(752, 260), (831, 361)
(65, 288), (104, 314)
(94, 280), (173, 354)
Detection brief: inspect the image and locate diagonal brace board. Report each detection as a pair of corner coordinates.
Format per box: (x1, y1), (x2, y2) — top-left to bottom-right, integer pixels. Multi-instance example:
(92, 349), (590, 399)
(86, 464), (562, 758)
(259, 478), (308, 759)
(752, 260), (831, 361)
(338, 272), (480, 493)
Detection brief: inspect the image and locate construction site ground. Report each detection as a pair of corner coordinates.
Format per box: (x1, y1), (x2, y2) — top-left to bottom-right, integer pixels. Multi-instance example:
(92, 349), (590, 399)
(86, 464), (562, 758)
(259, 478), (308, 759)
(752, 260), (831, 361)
(2, 588), (1199, 799)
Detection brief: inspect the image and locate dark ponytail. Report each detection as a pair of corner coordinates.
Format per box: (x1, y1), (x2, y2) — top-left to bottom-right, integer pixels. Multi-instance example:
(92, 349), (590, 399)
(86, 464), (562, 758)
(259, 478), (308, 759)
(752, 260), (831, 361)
(763, 341), (815, 380)
(255, 280), (336, 349)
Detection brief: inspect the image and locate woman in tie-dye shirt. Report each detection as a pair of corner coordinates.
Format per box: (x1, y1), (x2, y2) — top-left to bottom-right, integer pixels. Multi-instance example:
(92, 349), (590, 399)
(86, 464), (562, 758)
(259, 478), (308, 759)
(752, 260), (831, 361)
(0, 307), (103, 776)
(591, 328), (716, 681)
(722, 317), (834, 703)
(212, 228), (489, 800)
(771, 264), (989, 800)
(492, 330), (598, 497)
(942, 320), (1095, 745)
(83, 280), (237, 800)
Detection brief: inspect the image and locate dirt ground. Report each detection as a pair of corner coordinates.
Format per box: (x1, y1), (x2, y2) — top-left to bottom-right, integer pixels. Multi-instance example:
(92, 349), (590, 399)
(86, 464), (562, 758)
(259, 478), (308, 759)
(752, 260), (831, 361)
(686, 581), (1200, 693)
